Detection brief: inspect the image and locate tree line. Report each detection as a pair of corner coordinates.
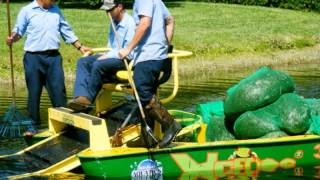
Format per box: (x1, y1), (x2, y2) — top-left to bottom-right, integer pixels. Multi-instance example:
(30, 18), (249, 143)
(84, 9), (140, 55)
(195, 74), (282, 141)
(4, 0), (320, 12)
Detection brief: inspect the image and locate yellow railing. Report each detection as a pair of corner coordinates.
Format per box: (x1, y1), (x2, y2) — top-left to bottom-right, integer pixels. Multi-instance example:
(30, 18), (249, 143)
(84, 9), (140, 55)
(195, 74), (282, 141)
(162, 49), (192, 104)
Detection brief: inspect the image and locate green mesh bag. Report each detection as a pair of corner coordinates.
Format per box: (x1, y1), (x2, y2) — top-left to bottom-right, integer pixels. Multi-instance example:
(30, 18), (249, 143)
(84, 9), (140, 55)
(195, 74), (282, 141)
(224, 67), (295, 134)
(196, 100), (234, 141)
(234, 108), (280, 139)
(305, 98), (320, 116)
(224, 67), (295, 116)
(196, 100), (224, 124)
(206, 114), (235, 141)
(305, 115), (320, 135)
(305, 99), (320, 135)
(234, 93), (310, 139)
(275, 93), (310, 135)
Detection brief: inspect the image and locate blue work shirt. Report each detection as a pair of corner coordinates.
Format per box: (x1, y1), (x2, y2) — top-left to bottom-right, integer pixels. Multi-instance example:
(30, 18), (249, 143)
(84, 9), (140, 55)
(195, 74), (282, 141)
(133, 0), (170, 64)
(12, 1), (78, 52)
(106, 12), (135, 59)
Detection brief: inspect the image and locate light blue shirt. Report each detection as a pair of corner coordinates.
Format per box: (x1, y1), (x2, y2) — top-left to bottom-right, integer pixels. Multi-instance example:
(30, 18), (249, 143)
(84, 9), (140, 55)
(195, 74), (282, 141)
(133, 0), (170, 64)
(12, 1), (78, 52)
(106, 12), (135, 59)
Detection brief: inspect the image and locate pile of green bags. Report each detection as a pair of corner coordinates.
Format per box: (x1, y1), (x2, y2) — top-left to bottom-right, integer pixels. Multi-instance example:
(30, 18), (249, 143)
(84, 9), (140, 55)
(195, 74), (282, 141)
(196, 66), (320, 141)
(234, 93), (310, 139)
(196, 100), (235, 141)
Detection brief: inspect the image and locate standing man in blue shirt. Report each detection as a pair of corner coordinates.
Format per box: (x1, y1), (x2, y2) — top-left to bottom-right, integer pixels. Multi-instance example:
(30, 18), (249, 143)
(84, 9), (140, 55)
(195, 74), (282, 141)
(67, 0), (135, 112)
(6, 0), (91, 135)
(119, 0), (180, 148)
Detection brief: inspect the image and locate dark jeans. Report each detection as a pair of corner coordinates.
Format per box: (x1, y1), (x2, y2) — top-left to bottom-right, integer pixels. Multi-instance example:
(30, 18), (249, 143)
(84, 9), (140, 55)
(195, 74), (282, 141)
(73, 54), (125, 102)
(133, 60), (166, 106)
(24, 51), (66, 125)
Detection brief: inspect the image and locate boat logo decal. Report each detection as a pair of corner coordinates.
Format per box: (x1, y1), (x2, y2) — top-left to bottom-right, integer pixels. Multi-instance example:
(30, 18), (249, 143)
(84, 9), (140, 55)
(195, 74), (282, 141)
(171, 147), (296, 178)
(130, 159), (163, 179)
(294, 150), (304, 159)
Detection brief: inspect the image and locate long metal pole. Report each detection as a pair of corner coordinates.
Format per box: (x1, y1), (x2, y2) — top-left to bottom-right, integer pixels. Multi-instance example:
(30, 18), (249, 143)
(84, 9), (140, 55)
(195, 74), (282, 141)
(107, 12), (158, 143)
(6, 0), (16, 105)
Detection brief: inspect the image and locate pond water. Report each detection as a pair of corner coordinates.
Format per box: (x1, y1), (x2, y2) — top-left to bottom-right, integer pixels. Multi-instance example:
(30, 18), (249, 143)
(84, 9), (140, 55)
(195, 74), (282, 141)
(0, 62), (319, 179)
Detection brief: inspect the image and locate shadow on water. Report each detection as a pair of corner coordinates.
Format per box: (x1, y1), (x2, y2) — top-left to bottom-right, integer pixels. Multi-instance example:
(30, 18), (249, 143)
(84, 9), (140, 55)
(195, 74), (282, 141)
(0, 63), (319, 179)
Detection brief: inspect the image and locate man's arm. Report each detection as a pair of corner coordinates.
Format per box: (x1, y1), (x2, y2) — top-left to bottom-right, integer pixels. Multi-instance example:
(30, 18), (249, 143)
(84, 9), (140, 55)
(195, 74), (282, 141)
(119, 15), (151, 59)
(165, 16), (174, 44)
(58, 9), (91, 55)
(6, 7), (26, 46)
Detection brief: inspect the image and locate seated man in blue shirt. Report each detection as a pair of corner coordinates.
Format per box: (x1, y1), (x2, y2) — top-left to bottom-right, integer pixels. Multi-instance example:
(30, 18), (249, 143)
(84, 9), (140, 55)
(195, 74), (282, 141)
(67, 0), (135, 112)
(119, 0), (180, 148)
(6, 0), (91, 136)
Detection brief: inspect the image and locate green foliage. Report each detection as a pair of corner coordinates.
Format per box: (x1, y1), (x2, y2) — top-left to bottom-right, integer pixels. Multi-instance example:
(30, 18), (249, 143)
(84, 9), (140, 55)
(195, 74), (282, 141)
(273, 0), (320, 11)
(186, 0), (320, 11)
(82, 0), (102, 8)
(55, 0), (103, 8)
(214, 0), (268, 6)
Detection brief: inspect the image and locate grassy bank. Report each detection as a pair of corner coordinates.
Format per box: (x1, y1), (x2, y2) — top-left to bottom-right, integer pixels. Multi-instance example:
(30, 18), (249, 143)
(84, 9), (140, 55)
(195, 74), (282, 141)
(0, 2), (320, 82)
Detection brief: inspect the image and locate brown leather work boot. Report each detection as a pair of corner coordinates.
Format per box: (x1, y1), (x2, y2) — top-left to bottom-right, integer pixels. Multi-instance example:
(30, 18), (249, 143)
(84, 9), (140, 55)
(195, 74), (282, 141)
(144, 95), (182, 148)
(75, 96), (91, 105)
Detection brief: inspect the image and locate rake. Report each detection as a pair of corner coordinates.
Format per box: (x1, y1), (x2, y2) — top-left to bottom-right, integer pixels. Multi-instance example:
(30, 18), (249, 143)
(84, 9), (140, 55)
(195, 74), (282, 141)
(0, 0), (33, 137)
(107, 12), (158, 147)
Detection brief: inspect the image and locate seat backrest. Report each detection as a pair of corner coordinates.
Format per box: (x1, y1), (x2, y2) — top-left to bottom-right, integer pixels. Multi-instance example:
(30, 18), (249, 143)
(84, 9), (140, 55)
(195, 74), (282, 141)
(157, 45), (174, 86)
(157, 57), (172, 86)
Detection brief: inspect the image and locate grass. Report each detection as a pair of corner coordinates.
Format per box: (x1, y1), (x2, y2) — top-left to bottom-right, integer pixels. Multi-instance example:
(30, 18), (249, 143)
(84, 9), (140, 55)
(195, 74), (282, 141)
(1, 2), (320, 82)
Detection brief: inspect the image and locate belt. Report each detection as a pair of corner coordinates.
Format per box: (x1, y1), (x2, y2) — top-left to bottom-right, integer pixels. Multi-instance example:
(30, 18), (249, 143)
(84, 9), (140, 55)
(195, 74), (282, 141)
(26, 50), (59, 55)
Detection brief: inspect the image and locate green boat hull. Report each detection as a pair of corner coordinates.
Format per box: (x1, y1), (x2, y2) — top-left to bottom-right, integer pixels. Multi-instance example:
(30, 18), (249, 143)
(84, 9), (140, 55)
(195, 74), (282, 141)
(78, 135), (320, 179)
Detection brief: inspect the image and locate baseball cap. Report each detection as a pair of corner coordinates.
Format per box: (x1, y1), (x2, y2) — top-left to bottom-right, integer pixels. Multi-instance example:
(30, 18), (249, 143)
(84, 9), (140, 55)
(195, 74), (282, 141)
(100, 0), (116, 11)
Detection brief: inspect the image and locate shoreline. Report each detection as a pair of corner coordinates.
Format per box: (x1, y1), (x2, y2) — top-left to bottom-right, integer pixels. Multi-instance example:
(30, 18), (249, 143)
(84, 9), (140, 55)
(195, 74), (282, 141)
(180, 45), (320, 81)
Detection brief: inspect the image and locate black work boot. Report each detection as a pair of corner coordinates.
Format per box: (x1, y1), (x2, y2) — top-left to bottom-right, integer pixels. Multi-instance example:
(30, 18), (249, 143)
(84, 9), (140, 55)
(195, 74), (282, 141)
(144, 95), (182, 148)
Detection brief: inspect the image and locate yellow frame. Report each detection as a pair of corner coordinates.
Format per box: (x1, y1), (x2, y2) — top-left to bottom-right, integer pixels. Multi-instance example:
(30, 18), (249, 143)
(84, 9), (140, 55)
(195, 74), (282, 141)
(86, 48), (192, 114)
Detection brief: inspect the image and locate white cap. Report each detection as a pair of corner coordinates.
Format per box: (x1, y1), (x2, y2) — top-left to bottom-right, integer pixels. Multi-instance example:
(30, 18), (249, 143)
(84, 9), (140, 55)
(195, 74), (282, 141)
(100, 0), (116, 11)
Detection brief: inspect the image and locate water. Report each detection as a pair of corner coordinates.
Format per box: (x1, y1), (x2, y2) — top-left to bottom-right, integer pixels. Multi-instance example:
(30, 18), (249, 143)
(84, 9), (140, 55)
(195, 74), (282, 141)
(0, 63), (319, 179)
(0, 133), (88, 177)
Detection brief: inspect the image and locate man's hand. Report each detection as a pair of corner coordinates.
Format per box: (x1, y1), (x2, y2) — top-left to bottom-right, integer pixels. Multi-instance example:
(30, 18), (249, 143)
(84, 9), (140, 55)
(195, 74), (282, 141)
(119, 48), (130, 60)
(117, 16), (150, 60)
(73, 40), (92, 55)
(79, 46), (92, 55)
(6, 33), (20, 46)
(6, 36), (14, 46)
